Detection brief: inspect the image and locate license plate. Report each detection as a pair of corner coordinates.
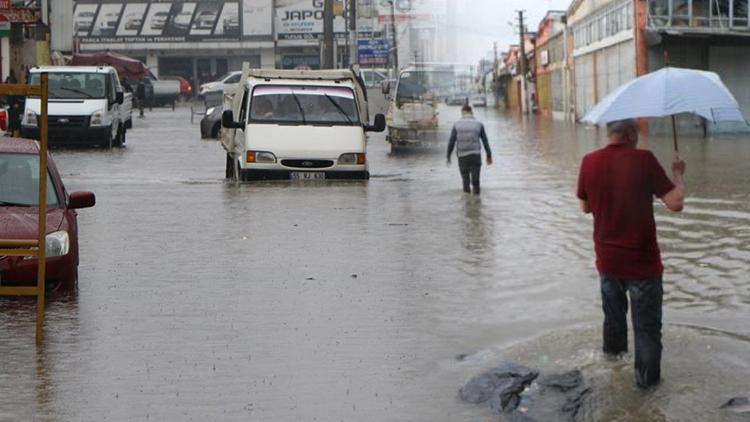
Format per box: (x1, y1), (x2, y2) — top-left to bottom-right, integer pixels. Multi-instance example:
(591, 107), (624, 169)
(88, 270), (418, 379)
(290, 172), (325, 180)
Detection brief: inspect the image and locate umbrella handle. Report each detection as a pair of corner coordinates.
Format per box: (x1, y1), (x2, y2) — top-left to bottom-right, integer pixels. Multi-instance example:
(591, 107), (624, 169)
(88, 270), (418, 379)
(671, 115), (679, 153)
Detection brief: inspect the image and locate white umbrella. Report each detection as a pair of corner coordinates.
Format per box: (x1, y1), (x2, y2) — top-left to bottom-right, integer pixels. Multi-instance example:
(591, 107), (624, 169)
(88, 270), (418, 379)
(581, 67), (746, 151)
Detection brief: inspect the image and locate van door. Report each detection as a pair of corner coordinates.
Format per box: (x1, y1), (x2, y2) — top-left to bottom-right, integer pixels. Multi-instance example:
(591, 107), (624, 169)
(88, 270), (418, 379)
(107, 72), (121, 137)
(234, 87), (249, 159)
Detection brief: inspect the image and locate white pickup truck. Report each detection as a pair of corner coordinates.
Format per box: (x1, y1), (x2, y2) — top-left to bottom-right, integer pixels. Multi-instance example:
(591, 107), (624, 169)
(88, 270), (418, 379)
(221, 67), (385, 180)
(22, 66), (132, 148)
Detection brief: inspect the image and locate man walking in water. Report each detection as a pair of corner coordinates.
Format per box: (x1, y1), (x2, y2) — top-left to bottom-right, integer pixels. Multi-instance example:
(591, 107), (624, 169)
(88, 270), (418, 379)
(447, 104), (492, 194)
(577, 119), (686, 388)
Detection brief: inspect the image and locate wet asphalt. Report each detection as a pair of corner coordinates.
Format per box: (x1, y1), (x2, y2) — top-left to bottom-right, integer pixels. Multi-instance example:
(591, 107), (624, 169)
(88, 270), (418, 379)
(1, 102), (749, 421)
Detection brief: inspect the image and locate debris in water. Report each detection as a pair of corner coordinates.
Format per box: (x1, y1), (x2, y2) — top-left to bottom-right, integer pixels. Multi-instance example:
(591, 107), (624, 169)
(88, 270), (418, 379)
(721, 396), (750, 414)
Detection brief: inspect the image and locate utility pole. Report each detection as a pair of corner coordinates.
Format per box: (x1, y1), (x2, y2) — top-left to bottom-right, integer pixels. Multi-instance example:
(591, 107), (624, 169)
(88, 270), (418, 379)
(349, 0), (358, 67)
(493, 41), (499, 105)
(517, 10), (528, 114)
(323, 0), (335, 68)
(389, 0), (399, 75)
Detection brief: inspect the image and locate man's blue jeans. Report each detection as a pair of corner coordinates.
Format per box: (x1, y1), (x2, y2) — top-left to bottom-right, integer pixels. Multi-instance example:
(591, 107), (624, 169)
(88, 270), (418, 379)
(600, 274), (663, 388)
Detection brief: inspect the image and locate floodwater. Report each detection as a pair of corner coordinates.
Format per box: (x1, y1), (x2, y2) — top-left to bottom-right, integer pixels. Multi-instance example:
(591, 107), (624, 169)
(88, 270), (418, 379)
(1, 103), (749, 421)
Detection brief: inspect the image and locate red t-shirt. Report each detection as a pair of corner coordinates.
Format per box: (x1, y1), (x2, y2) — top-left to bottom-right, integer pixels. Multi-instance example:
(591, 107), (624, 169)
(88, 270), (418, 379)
(577, 144), (675, 279)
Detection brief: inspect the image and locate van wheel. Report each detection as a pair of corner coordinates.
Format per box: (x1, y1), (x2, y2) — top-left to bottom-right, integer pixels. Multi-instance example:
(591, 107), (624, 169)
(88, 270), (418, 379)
(225, 153), (235, 179)
(211, 123), (221, 139)
(114, 126), (125, 147)
(104, 129), (113, 149)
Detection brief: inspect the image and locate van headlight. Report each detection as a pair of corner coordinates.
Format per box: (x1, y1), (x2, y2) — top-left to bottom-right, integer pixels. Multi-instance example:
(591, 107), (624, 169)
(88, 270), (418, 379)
(90, 110), (109, 127)
(45, 231), (70, 257)
(246, 151), (276, 163)
(23, 110), (38, 127)
(338, 153), (366, 165)
(205, 107), (216, 116)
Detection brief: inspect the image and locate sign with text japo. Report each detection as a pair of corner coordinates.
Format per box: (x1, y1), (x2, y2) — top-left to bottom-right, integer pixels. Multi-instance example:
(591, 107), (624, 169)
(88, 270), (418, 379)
(275, 0), (346, 43)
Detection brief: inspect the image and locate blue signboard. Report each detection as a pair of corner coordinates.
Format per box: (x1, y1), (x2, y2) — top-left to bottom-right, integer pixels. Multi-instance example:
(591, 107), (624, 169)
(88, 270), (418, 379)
(358, 39), (390, 66)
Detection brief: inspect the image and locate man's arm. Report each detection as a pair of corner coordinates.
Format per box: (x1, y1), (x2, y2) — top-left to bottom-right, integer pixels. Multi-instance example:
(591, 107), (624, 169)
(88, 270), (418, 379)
(661, 156), (686, 212)
(480, 125), (492, 165)
(446, 127), (457, 163)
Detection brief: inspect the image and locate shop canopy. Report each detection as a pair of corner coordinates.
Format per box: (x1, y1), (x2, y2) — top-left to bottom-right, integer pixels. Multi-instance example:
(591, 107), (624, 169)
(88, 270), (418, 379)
(69, 52), (152, 79)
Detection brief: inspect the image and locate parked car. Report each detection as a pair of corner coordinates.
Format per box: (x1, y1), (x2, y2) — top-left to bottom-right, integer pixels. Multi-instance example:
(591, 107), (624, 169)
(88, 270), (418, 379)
(162, 75), (193, 100)
(221, 69), (386, 180)
(0, 107), (7, 132)
(471, 95), (487, 107)
(194, 10), (217, 30)
(446, 93), (469, 106)
(199, 71), (242, 96)
(0, 137), (96, 292)
(360, 68), (389, 88)
(23, 66), (131, 148)
(201, 102), (223, 139)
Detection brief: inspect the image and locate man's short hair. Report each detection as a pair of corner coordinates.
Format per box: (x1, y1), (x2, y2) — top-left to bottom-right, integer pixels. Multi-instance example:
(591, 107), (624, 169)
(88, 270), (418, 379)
(462, 104), (473, 114)
(607, 119), (639, 136)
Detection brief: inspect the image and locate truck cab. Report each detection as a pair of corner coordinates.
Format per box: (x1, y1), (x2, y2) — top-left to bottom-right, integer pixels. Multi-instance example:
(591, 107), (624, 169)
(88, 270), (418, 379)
(384, 64), (455, 152)
(221, 68), (385, 181)
(22, 66), (127, 148)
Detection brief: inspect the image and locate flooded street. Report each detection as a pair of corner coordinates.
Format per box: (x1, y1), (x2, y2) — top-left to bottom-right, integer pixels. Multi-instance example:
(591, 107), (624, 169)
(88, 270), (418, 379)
(2, 104), (749, 421)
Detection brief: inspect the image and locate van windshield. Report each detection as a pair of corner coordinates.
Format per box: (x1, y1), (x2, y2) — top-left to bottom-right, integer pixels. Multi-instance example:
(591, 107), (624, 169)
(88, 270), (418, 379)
(249, 85), (359, 126)
(29, 72), (108, 99)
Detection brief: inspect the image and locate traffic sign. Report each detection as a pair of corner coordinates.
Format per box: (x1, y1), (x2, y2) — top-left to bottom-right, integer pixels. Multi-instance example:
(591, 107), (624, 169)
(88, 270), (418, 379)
(358, 39), (390, 66)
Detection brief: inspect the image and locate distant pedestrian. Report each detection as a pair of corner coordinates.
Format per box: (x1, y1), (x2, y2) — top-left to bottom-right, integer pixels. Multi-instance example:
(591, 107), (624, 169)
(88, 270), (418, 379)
(446, 104), (492, 195)
(136, 79), (146, 118)
(577, 119), (686, 389)
(5, 71), (21, 136)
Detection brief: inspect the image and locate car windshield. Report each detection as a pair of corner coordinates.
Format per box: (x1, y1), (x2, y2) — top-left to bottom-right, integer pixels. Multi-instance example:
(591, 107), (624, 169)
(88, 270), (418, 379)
(29, 72), (107, 99)
(0, 153), (59, 207)
(396, 70), (454, 106)
(249, 85), (360, 126)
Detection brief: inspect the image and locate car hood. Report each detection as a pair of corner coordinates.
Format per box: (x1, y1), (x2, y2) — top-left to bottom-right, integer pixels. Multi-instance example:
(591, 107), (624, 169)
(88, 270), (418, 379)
(245, 124), (365, 159)
(26, 98), (109, 116)
(0, 207), (65, 239)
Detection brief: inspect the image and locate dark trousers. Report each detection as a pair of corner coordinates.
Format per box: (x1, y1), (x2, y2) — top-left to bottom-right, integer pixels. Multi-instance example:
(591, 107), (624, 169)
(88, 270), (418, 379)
(458, 154), (482, 194)
(600, 274), (663, 388)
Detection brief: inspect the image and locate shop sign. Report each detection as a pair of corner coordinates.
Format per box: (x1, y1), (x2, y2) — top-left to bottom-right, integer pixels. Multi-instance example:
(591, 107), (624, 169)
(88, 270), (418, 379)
(357, 38), (388, 66)
(74, 0), (243, 44)
(0, 7), (40, 23)
(275, 0), (346, 42)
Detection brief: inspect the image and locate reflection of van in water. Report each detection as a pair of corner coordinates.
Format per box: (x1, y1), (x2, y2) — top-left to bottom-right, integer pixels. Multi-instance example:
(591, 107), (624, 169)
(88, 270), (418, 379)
(221, 69), (386, 181)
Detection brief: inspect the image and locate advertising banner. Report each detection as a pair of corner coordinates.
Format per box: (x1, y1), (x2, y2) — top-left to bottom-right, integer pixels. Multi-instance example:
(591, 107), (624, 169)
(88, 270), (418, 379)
(357, 38), (388, 66)
(275, 0), (346, 43)
(375, 0), (445, 22)
(73, 0), (244, 44)
(242, 0), (272, 36)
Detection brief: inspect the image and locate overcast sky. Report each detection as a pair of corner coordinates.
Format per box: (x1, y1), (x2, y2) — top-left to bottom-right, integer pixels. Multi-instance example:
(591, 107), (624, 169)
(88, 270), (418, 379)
(444, 0), (573, 64)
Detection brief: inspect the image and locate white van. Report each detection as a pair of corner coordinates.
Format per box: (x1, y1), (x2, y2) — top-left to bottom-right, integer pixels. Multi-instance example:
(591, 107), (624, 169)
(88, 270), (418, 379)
(221, 69), (385, 180)
(22, 66), (129, 148)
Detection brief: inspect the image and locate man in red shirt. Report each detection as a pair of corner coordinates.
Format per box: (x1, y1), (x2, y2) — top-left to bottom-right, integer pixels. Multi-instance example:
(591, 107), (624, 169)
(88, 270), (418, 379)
(577, 119), (686, 388)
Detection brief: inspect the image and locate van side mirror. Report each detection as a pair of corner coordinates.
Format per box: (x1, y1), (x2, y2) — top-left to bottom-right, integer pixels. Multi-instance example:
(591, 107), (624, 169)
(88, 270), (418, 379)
(68, 191), (96, 209)
(116, 91), (124, 105)
(222, 109), (242, 129)
(381, 80), (390, 95)
(366, 114), (386, 132)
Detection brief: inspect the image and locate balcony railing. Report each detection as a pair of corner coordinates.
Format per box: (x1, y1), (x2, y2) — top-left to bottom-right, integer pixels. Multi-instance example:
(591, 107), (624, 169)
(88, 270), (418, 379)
(648, 0), (750, 30)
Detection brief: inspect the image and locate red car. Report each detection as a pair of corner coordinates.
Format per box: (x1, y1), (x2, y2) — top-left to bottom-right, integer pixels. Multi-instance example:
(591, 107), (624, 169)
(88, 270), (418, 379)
(0, 137), (95, 292)
(163, 75), (193, 99)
